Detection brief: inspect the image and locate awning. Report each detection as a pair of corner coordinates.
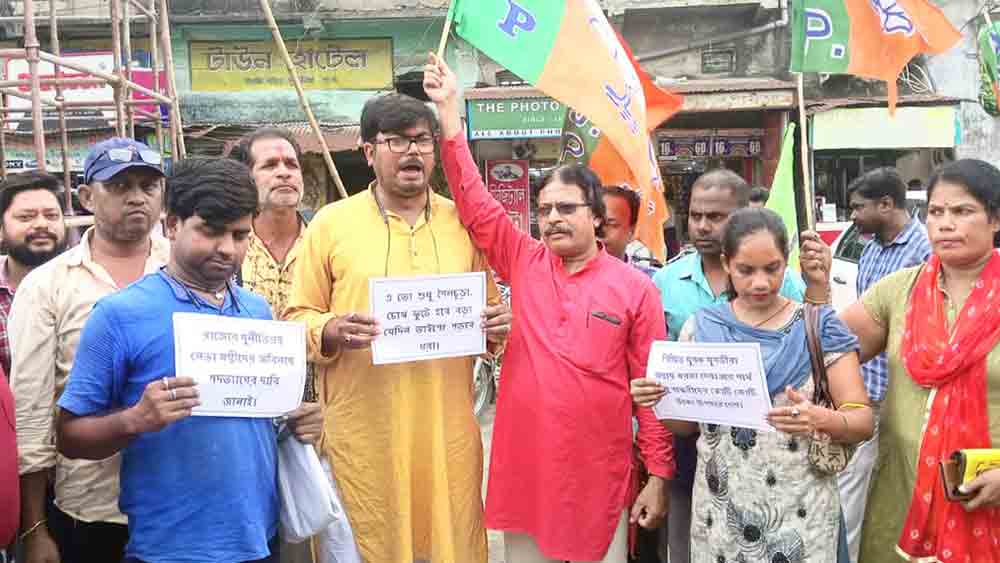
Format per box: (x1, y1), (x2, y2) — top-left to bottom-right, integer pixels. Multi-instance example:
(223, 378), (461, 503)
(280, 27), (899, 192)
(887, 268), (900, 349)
(812, 104), (959, 150)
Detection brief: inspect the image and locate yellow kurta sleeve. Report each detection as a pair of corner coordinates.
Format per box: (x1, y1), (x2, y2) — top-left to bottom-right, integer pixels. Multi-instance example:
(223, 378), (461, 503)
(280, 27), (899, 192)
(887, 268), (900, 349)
(283, 205), (341, 365)
(477, 250), (506, 358)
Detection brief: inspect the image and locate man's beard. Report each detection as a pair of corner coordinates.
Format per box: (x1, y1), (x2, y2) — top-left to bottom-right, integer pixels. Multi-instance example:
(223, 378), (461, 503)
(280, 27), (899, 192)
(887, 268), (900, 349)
(4, 236), (67, 267)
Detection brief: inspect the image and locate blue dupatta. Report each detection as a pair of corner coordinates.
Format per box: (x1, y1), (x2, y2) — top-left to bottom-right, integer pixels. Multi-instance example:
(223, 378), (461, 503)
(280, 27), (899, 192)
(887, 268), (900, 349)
(693, 303), (858, 398)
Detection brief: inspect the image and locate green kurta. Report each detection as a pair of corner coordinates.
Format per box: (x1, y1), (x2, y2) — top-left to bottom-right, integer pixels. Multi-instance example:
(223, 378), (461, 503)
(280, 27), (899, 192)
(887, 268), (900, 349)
(859, 265), (1000, 563)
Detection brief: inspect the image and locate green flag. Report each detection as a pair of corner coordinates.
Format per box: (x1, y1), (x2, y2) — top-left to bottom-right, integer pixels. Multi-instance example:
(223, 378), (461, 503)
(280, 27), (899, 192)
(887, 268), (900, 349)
(767, 123), (800, 270)
(979, 22), (1000, 116)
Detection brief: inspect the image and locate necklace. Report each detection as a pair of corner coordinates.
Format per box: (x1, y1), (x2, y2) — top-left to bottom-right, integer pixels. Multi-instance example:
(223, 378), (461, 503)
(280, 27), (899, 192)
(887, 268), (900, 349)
(165, 266), (226, 301)
(739, 297), (792, 328)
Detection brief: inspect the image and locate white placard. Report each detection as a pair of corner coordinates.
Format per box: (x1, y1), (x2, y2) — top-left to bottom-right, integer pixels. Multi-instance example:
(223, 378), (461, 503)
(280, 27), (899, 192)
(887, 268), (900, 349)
(647, 341), (774, 431)
(173, 313), (306, 417)
(369, 272), (487, 365)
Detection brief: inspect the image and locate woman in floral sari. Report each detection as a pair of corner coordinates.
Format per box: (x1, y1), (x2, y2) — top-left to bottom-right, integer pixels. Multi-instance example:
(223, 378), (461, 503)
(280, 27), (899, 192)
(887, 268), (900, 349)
(633, 208), (874, 563)
(835, 159), (1000, 562)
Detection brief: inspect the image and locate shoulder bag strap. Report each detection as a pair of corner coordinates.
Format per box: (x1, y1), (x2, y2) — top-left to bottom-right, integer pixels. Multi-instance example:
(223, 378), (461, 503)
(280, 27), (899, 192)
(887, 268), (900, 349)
(803, 303), (832, 407)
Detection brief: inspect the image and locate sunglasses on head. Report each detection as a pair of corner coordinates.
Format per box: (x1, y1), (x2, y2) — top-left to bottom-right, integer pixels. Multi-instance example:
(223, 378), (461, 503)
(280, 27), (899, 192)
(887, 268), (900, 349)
(95, 147), (163, 166)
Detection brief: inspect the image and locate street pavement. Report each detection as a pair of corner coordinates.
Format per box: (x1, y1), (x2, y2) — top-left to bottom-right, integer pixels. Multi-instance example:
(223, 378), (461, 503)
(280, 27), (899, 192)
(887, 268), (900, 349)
(478, 403), (505, 563)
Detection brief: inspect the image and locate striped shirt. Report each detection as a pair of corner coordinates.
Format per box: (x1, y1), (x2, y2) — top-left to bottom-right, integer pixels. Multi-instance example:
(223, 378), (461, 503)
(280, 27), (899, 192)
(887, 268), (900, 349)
(857, 217), (931, 401)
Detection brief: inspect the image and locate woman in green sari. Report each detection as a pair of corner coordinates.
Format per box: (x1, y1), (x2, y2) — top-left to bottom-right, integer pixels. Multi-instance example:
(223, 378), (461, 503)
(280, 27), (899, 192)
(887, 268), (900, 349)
(836, 159), (1000, 562)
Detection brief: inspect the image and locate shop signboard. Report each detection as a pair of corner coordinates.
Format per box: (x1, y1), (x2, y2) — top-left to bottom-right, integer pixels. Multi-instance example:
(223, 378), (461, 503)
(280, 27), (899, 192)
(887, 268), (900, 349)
(468, 98), (566, 140)
(189, 38), (393, 92)
(485, 160), (530, 233)
(658, 128), (764, 160)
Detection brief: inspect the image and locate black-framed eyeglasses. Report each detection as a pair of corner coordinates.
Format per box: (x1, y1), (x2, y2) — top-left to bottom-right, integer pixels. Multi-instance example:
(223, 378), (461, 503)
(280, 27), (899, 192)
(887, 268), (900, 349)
(374, 135), (436, 154)
(537, 202), (590, 217)
(95, 147), (163, 166)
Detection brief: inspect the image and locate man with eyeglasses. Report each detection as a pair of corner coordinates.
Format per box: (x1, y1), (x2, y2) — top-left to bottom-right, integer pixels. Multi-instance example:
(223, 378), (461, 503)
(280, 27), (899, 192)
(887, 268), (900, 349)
(425, 55), (672, 563)
(10, 138), (169, 563)
(284, 92), (512, 563)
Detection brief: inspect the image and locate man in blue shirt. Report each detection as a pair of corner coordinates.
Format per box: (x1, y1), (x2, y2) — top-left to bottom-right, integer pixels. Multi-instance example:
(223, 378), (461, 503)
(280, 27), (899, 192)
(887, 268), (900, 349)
(651, 168), (832, 563)
(838, 167), (930, 563)
(55, 158), (322, 563)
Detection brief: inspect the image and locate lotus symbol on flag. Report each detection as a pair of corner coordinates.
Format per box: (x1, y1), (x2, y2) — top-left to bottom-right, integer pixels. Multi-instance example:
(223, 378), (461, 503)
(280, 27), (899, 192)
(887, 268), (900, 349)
(870, 0), (915, 36)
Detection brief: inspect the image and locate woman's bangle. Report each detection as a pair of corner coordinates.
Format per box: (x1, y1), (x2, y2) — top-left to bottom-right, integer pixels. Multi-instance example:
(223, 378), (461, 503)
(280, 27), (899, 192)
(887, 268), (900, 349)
(19, 518), (47, 541)
(838, 402), (870, 410)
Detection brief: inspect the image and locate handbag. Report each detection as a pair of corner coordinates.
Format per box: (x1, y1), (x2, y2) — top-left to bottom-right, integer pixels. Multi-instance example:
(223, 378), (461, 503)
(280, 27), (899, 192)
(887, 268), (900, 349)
(277, 435), (340, 543)
(803, 303), (856, 474)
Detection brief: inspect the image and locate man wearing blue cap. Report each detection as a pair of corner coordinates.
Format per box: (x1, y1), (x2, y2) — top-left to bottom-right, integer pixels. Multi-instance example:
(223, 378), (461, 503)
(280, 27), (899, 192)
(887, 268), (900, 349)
(10, 138), (169, 563)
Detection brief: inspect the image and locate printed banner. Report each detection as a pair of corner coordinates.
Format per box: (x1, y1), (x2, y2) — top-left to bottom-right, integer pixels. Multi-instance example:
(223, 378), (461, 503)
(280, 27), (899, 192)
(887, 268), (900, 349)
(189, 38), (393, 92)
(485, 160), (530, 233)
(173, 313), (307, 418)
(369, 273), (487, 365)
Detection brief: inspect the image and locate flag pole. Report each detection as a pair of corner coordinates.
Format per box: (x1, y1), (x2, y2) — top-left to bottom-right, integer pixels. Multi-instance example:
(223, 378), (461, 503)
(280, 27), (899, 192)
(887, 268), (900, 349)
(984, 5), (995, 34)
(257, 0), (348, 200)
(796, 72), (815, 229)
(437, 2), (455, 59)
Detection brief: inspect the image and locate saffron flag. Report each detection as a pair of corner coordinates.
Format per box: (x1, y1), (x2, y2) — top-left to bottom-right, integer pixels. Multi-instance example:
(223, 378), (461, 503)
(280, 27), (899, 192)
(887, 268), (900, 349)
(767, 123), (800, 270)
(559, 39), (682, 262)
(448, 0), (669, 256)
(790, 0), (961, 112)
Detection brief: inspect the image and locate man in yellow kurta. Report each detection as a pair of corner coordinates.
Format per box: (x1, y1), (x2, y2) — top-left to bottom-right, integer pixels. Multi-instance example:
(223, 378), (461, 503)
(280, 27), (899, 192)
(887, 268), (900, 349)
(284, 92), (509, 563)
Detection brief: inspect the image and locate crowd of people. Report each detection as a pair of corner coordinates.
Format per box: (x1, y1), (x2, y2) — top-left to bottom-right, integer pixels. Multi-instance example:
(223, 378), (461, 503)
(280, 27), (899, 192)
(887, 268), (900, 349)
(0, 52), (997, 563)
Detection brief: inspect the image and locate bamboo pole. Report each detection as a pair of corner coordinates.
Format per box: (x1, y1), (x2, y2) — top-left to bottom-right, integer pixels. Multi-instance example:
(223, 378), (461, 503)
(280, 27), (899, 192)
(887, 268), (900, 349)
(257, 0), (347, 199)
(0, 88), (59, 104)
(23, 0), (47, 171)
(36, 53), (173, 104)
(109, 0), (126, 137)
(0, 77), (108, 88)
(50, 2), (72, 200)
(437, 6), (454, 59)
(148, 0), (164, 154)
(158, 0), (185, 158)
(128, 0), (155, 18)
(0, 91), (7, 179)
(796, 73), (814, 228)
(123, 0), (135, 138)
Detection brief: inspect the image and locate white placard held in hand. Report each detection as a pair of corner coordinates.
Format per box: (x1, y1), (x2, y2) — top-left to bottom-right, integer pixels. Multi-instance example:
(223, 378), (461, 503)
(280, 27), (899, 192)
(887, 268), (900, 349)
(173, 313), (306, 417)
(369, 272), (487, 365)
(646, 341), (774, 431)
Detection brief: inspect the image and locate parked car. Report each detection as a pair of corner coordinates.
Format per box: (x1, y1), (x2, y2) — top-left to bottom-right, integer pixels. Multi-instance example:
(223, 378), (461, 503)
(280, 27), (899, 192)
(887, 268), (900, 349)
(829, 191), (927, 311)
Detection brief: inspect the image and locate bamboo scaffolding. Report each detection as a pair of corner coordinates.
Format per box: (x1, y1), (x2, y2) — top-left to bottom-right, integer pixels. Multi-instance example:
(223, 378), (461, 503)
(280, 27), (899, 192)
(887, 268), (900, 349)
(23, 0), (46, 171)
(122, 0), (135, 138)
(109, 0), (125, 137)
(0, 78), (107, 88)
(1, 91), (7, 178)
(148, 0), (164, 154)
(158, 0), (185, 158)
(3, 0), (180, 185)
(257, 0), (347, 199)
(50, 1), (72, 198)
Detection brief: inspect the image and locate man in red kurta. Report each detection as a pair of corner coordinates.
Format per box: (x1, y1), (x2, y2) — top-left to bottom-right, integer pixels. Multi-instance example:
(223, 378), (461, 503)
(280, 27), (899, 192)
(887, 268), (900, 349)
(426, 55), (673, 563)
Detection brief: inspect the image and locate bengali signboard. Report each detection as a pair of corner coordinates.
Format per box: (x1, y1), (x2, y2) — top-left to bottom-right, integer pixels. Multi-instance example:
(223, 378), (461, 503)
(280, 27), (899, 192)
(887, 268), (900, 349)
(485, 160), (530, 233)
(189, 38), (393, 92)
